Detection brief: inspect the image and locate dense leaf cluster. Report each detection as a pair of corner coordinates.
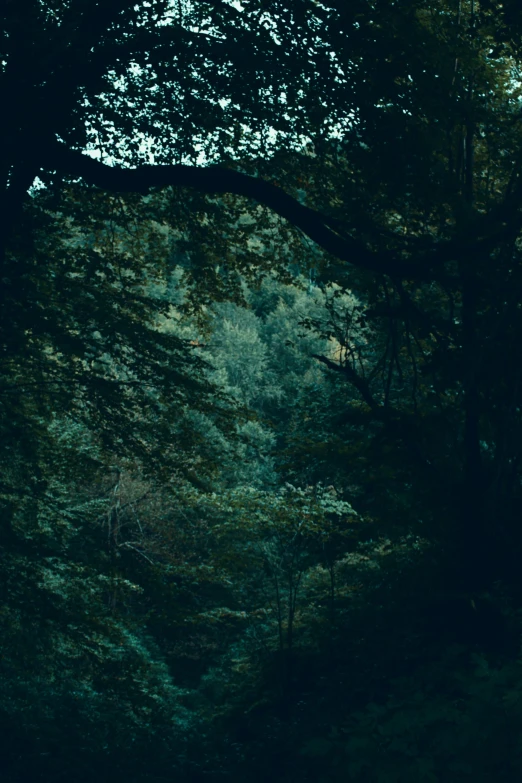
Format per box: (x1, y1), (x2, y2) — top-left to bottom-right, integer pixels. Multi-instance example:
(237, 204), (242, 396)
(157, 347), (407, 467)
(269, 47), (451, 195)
(4, 1), (522, 782)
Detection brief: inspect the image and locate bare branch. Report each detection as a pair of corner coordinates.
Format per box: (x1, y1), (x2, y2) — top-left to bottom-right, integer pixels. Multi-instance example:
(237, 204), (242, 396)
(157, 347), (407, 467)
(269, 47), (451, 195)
(312, 353), (381, 414)
(118, 541), (156, 565)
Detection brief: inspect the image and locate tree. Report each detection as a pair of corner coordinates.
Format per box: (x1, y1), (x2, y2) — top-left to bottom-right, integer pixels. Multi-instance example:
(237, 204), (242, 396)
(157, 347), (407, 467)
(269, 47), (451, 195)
(5, 3), (522, 780)
(5, 1), (522, 594)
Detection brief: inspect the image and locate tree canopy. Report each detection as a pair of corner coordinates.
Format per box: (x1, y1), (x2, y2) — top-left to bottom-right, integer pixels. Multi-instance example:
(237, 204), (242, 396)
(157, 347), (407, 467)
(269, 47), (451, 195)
(4, 1), (522, 782)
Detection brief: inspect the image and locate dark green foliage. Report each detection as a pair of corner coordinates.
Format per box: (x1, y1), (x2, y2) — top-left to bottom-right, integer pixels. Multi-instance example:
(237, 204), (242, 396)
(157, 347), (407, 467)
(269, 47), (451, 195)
(4, 1), (522, 782)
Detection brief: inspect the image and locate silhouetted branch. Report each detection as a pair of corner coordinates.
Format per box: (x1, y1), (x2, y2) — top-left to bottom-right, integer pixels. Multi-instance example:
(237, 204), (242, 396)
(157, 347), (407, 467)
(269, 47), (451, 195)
(43, 138), (450, 281)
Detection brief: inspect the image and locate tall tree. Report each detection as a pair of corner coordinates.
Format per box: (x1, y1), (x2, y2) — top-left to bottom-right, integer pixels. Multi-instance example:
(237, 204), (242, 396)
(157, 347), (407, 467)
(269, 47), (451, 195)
(4, 0), (522, 614)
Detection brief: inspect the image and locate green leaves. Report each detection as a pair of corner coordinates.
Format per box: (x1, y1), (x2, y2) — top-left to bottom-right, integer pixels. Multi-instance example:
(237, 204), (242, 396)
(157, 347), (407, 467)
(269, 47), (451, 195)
(4, 2), (522, 782)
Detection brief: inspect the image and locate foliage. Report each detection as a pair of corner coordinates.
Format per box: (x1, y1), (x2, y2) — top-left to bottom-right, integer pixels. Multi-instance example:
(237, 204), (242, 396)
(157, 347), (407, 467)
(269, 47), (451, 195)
(0, 471), (193, 783)
(4, 1), (522, 782)
(299, 651), (522, 783)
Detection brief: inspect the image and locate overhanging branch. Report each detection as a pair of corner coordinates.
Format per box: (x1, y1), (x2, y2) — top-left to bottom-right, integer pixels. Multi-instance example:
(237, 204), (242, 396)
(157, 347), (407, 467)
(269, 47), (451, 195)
(43, 139), (446, 281)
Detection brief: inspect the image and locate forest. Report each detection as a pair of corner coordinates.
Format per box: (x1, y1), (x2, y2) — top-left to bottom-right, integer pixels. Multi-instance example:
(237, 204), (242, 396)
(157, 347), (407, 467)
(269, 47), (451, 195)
(3, 0), (522, 781)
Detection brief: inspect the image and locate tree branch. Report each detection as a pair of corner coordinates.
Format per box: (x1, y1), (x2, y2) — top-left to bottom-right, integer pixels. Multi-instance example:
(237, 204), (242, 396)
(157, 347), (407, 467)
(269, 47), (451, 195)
(43, 138), (446, 281)
(311, 354), (381, 414)
(312, 352), (445, 482)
